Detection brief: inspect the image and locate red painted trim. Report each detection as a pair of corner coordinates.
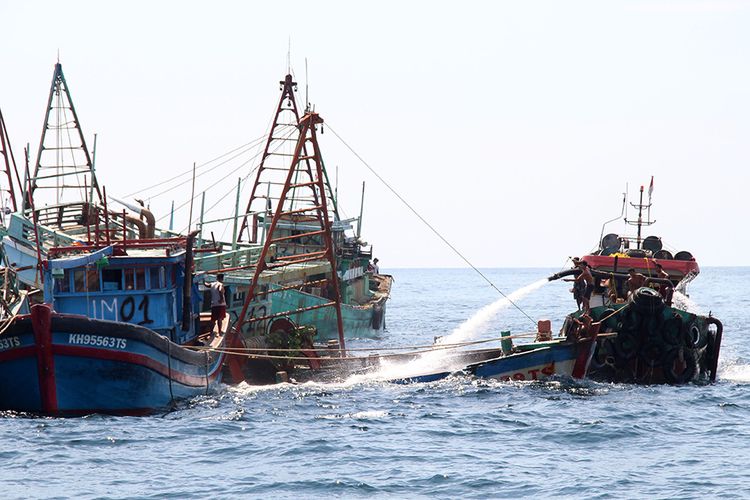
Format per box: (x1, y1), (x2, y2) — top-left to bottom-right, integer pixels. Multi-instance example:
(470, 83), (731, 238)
(0, 345), (37, 362)
(571, 339), (596, 379)
(52, 344), (223, 387)
(31, 304), (58, 414)
(224, 330), (248, 384)
(55, 407), (156, 417)
(582, 255), (699, 276)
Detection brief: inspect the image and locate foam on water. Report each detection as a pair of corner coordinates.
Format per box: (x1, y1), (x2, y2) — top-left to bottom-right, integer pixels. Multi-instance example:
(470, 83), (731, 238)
(672, 290), (704, 314)
(718, 362), (750, 383)
(348, 278), (549, 382)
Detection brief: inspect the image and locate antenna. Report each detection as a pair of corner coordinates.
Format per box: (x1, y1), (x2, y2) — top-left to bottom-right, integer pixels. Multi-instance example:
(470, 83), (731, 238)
(305, 57), (309, 112)
(598, 187), (626, 250)
(287, 37), (291, 75)
(625, 179), (656, 249)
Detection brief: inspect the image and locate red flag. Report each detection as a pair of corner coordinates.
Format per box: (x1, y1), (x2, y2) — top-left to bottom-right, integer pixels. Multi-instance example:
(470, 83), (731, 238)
(648, 176), (654, 198)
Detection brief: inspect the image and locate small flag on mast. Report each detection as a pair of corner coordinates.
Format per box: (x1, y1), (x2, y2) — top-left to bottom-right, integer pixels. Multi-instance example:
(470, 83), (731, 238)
(648, 176), (654, 199)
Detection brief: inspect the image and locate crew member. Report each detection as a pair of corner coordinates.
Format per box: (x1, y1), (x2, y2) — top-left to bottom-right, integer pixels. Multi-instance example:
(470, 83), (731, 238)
(368, 258), (380, 274)
(574, 260), (594, 314)
(564, 258), (585, 310)
(626, 268), (647, 298)
(654, 262), (673, 305)
(570, 312), (601, 340)
(208, 273), (227, 332)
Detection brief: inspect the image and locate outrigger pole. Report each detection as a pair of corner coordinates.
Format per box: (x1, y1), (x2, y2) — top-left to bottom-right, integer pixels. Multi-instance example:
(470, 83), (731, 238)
(0, 109), (22, 212)
(237, 74), (339, 242)
(225, 111), (346, 382)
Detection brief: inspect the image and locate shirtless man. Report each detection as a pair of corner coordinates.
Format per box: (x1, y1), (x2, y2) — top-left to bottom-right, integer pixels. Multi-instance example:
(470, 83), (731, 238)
(654, 262), (673, 305)
(626, 268), (647, 297)
(574, 261), (594, 313)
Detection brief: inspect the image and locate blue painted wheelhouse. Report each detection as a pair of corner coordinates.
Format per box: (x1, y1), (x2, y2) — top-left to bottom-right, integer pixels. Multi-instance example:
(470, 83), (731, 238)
(43, 245), (198, 344)
(0, 239), (228, 416)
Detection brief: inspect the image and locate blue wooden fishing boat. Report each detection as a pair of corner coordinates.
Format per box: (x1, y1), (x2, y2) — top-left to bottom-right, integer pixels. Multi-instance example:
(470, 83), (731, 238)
(0, 238), (228, 415)
(388, 335), (596, 384)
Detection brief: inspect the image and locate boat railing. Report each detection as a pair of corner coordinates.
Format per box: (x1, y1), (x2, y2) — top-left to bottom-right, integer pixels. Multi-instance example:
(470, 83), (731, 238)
(193, 244), (270, 273)
(15, 202), (151, 249)
(11, 212), (81, 250)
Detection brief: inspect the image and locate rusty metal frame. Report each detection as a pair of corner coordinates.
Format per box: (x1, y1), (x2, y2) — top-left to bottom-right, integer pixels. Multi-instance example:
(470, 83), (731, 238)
(238, 74), (339, 241)
(29, 63), (101, 208)
(233, 111), (346, 351)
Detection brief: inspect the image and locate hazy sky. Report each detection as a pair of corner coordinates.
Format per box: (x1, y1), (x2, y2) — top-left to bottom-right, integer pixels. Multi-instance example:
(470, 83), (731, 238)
(0, 0), (747, 268)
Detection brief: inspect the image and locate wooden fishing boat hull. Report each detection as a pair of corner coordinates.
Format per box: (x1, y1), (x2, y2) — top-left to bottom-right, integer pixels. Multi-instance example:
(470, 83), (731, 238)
(466, 340), (596, 381)
(389, 339), (596, 384)
(228, 274), (393, 341)
(0, 305), (225, 415)
(268, 287), (388, 340)
(1, 235), (43, 286)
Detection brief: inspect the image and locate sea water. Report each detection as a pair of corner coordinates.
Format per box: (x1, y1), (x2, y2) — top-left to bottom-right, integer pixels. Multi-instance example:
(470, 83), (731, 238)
(2, 267), (749, 499)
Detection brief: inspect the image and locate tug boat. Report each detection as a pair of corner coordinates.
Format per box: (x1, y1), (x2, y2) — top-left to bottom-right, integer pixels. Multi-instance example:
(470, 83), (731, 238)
(561, 289), (722, 384)
(0, 237), (228, 415)
(577, 180), (699, 308)
(546, 180), (722, 384)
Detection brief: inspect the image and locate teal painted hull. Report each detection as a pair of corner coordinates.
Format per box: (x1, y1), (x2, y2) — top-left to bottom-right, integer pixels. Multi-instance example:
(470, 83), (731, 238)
(269, 288), (384, 341)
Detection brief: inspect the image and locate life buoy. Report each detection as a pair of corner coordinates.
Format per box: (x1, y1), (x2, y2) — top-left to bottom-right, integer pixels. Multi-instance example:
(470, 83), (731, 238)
(639, 341), (665, 368)
(614, 330), (639, 361)
(660, 313), (684, 346)
(591, 338), (615, 369)
(630, 287), (665, 316)
(662, 348), (698, 384)
(685, 320), (709, 350)
(596, 308), (619, 331)
(621, 308), (641, 333)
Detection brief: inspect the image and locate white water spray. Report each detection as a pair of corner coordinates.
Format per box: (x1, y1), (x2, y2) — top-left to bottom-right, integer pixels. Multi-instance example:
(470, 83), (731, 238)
(348, 278), (550, 383)
(672, 290), (704, 314)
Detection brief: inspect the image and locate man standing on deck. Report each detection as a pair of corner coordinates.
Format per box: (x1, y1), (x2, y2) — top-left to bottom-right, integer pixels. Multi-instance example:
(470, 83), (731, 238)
(626, 268), (648, 298)
(368, 258), (380, 274)
(654, 262), (674, 306)
(209, 273), (227, 333)
(574, 261), (594, 314)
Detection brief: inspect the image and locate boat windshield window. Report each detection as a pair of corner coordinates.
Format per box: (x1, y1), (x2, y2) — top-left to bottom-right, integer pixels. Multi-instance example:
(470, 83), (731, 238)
(136, 268), (146, 289)
(124, 268), (147, 290)
(87, 269), (100, 292)
(74, 268), (100, 292)
(73, 270), (84, 291)
(54, 269), (71, 293)
(102, 269), (123, 291)
(149, 267), (163, 289)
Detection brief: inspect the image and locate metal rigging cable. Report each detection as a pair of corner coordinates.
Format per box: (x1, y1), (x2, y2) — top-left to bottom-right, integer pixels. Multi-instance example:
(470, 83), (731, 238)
(181, 124), (301, 234)
(163, 125), (299, 228)
(124, 134), (268, 199)
(325, 122), (538, 326)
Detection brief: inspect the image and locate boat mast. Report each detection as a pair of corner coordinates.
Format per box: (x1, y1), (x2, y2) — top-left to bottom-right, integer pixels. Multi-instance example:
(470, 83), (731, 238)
(237, 74), (339, 242)
(0, 109), (22, 212)
(230, 111), (346, 376)
(28, 62), (102, 209)
(625, 183), (655, 249)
